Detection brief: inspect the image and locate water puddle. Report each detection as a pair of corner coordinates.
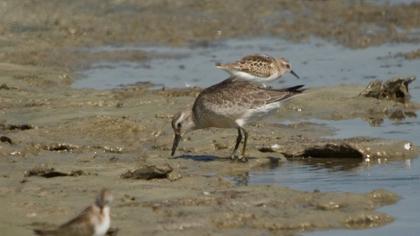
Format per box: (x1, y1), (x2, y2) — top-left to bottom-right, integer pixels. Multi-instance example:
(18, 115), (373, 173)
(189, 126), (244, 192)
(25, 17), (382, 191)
(234, 157), (420, 235)
(369, 0), (420, 5)
(283, 117), (420, 141)
(244, 117), (420, 236)
(73, 37), (420, 101)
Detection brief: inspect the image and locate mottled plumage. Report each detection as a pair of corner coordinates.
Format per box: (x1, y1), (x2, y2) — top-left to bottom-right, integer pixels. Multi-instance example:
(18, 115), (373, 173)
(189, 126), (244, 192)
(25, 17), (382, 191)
(34, 189), (112, 236)
(216, 54), (299, 82)
(171, 77), (304, 160)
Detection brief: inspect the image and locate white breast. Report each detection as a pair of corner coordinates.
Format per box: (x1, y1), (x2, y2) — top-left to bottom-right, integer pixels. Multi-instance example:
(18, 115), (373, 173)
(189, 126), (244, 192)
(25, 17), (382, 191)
(93, 207), (110, 236)
(231, 71), (280, 82)
(231, 71), (262, 81)
(265, 71), (281, 81)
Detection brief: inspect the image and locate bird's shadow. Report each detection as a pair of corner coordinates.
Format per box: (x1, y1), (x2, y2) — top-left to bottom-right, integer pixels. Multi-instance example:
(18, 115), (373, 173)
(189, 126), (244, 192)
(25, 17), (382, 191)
(172, 154), (226, 162)
(171, 154), (261, 163)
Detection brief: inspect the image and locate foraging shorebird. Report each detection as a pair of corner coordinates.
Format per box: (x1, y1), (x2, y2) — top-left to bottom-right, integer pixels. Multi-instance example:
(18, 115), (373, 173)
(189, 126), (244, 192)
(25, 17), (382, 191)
(34, 189), (113, 236)
(171, 77), (304, 161)
(215, 54), (300, 83)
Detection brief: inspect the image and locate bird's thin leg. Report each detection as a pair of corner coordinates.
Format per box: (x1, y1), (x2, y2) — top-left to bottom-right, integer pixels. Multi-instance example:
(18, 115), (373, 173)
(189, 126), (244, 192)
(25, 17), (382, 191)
(239, 128), (249, 162)
(231, 127), (242, 160)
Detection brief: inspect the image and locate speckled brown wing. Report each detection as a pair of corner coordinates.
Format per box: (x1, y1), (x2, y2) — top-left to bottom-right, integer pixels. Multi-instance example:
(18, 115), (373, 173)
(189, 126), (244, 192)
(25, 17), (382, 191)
(192, 77), (303, 127)
(240, 54), (275, 63)
(192, 77), (243, 125)
(235, 54), (276, 77)
(196, 77), (301, 107)
(57, 206), (96, 236)
(34, 206), (96, 236)
(231, 81), (303, 110)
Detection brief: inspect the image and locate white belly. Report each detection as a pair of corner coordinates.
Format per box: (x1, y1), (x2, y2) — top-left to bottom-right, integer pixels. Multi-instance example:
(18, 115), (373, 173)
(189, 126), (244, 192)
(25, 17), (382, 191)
(94, 207), (110, 236)
(231, 71), (280, 82)
(235, 102), (281, 127)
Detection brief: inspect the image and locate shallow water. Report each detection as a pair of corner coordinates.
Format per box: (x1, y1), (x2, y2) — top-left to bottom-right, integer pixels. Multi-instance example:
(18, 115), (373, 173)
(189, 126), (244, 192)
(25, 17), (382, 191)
(284, 117), (420, 141)
(74, 38), (420, 235)
(246, 118), (420, 236)
(369, 0), (420, 5)
(73, 38), (420, 100)
(247, 160), (420, 235)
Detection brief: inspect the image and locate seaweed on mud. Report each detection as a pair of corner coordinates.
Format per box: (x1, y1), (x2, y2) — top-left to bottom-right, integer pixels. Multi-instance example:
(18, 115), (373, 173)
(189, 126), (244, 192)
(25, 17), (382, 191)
(283, 143), (364, 159)
(0, 123), (34, 131)
(360, 76), (416, 103)
(41, 143), (79, 152)
(0, 136), (13, 144)
(121, 164), (173, 180)
(24, 166), (88, 178)
(0, 83), (17, 90)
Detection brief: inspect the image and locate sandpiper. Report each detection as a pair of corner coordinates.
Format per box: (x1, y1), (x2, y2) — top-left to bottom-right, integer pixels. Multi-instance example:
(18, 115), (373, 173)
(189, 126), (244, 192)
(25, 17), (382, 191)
(171, 77), (304, 161)
(34, 189), (113, 236)
(215, 54), (300, 83)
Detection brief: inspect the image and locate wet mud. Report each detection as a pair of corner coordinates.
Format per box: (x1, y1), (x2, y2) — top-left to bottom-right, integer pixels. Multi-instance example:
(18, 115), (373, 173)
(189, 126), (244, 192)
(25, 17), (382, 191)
(0, 63), (418, 235)
(395, 48), (420, 60)
(1, 0), (420, 70)
(1, 1), (420, 235)
(24, 166), (91, 179)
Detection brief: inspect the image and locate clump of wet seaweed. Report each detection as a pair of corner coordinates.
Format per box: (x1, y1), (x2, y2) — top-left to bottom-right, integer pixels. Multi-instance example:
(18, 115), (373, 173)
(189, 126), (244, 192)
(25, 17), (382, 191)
(360, 76), (416, 103)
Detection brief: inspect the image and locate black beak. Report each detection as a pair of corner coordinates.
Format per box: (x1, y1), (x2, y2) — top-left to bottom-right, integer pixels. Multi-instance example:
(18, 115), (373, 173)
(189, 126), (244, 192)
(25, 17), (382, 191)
(290, 70), (300, 79)
(171, 133), (181, 156)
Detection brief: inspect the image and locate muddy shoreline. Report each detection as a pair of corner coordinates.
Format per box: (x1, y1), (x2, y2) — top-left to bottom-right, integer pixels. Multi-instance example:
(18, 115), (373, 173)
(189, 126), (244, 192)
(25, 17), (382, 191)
(1, 0), (420, 70)
(1, 62), (418, 235)
(1, 0), (420, 235)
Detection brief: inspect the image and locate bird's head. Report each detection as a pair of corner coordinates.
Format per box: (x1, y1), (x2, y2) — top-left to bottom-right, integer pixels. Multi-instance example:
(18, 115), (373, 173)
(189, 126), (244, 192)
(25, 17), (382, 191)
(171, 110), (195, 156)
(276, 58), (300, 79)
(96, 188), (113, 209)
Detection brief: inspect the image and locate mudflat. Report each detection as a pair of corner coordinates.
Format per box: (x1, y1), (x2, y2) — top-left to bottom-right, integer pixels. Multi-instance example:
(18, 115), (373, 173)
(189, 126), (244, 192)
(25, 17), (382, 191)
(1, 1), (419, 235)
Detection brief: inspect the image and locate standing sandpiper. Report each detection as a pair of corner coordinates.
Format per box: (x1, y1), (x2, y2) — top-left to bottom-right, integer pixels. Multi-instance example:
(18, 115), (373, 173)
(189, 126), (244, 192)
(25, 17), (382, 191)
(215, 54), (300, 83)
(34, 189), (113, 236)
(171, 77), (304, 161)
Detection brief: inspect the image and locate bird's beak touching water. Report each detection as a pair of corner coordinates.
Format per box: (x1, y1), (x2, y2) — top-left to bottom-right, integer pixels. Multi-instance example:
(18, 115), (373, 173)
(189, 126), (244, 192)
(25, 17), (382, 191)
(171, 133), (182, 156)
(290, 70), (300, 79)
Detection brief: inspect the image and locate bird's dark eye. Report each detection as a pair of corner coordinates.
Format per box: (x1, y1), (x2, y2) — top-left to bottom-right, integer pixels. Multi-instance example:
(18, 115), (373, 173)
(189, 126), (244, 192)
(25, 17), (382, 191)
(286, 64), (290, 69)
(177, 123), (182, 128)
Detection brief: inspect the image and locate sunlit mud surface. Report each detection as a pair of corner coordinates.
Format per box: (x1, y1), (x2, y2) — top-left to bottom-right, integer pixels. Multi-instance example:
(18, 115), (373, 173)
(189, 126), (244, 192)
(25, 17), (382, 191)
(1, 0), (420, 235)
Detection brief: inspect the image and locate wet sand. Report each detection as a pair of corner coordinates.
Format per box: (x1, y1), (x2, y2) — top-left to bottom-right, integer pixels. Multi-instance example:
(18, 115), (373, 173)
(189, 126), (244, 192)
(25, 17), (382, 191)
(0, 63), (418, 235)
(1, 0), (420, 235)
(1, 0), (420, 70)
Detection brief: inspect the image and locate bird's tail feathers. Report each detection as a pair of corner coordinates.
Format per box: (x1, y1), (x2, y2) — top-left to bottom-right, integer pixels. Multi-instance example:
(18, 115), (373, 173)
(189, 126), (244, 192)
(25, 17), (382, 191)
(270, 84), (306, 103)
(276, 84), (305, 93)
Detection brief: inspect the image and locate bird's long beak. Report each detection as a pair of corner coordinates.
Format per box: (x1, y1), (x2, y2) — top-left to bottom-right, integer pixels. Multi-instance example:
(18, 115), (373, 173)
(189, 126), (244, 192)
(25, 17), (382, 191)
(290, 70), (300, 79)
(171, 133), (182, 156)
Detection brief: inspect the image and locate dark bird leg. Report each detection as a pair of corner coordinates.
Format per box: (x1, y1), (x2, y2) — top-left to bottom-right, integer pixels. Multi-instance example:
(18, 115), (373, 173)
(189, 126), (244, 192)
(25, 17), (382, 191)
(231, 127), (243, 160)
(239, 128), (249, 162)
